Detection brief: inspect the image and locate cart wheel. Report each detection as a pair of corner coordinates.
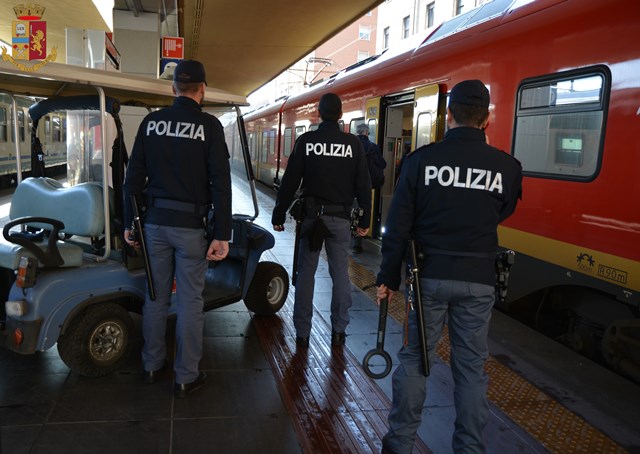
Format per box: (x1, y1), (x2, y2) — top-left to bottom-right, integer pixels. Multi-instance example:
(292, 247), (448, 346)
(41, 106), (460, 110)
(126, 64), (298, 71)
(57, 303), (134, 377)
(244, 262), (289, 315)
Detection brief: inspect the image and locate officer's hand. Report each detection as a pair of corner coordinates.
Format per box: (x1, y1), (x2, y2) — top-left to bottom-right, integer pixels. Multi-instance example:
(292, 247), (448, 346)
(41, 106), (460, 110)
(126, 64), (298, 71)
(376, 284), (393, 306)
(124, 229), (139, 249)
(273, 225), (285, 232)
(207, 239), (229, 261)
(356, 227), (369, 237)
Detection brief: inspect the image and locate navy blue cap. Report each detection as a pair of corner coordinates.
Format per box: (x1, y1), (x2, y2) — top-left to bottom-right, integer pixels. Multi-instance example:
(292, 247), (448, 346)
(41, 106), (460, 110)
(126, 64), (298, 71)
(449, 80), (489, 108)
(173, 59), (207, 84)
(318, 93), (342, 117)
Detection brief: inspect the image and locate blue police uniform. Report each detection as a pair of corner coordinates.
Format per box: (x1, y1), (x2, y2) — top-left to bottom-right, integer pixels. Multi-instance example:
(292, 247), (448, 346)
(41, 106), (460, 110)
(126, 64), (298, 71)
(272, 120), (372, 341)
(123, 95), (232, 386)
(377, 125), (522, 453)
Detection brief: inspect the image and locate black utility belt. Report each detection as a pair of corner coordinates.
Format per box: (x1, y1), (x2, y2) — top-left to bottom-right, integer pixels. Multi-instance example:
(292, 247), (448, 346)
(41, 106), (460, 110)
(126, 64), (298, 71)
(301, 198), (350, 220)
(149, 197), (209, 216)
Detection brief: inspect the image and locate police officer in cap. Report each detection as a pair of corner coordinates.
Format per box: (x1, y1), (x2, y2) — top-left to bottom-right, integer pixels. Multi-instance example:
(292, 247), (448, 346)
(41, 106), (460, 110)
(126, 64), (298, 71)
(272, 93), (372, 348)
(377, 80), (522, 453)
(123, 59), (232, 398)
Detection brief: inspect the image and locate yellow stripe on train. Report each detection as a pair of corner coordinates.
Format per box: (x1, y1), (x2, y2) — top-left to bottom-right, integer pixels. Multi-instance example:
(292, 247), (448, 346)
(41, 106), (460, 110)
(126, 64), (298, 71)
(498, 226), (640, 293)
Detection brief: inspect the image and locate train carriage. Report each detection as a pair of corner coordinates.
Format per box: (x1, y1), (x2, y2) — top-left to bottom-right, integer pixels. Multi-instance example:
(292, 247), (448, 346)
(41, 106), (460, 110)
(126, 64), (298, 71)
(235, 0), (640, 381)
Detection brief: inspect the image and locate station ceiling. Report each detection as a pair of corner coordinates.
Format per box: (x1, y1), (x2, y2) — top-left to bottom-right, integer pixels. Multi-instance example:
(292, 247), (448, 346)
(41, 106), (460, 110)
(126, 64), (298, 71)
(0, 0), (384, 98)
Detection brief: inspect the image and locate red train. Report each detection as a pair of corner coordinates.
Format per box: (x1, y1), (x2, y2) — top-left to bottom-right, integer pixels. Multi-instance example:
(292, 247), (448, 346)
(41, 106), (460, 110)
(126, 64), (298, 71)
(226, 0), (640, 381)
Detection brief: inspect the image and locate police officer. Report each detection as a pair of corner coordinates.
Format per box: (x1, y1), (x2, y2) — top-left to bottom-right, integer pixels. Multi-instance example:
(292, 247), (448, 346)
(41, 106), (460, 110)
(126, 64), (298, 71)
(376, 80), (522, 453)
(272, 93), (372, 348)
(123, 59), (232, 398)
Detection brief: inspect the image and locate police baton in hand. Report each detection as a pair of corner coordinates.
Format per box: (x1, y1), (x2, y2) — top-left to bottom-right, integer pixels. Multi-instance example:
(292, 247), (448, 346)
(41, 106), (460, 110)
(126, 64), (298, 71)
(130, 195), (155, 301)
(408, 239), (430, 377)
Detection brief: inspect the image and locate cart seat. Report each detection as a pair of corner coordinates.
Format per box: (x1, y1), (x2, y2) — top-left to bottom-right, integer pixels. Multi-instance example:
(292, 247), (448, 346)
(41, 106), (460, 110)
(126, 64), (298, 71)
(0, 177), (105, 269)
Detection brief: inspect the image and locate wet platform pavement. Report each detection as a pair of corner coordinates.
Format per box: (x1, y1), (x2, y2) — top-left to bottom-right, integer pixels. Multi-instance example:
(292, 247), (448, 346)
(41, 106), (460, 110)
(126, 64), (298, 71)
(1, 175), (639, 453)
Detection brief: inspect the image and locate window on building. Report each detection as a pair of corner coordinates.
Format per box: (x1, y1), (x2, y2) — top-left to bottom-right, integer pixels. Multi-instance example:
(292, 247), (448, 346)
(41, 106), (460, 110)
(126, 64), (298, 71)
(456, 0), (465, 15)
(383, 27), (390, 49)
(513, 69), (608, 180)
(359, 25), (371, 41)
(427, 2), (435, 28)
(402, 16), (411, 39)
(357, 51), (370, 62)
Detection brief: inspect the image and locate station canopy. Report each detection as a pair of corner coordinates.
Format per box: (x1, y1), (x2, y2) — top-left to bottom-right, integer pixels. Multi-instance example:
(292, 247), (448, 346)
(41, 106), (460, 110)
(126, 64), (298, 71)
(0, 0), (384, 104)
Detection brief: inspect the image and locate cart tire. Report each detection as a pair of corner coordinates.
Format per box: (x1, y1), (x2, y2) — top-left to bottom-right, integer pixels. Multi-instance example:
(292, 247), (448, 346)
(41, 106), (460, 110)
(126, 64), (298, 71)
(57, 303), (134, 377)
(244, 262), (289, 315)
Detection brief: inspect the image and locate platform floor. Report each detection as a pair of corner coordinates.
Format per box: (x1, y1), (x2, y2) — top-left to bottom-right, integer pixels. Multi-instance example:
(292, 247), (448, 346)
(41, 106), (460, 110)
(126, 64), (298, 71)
(1, 175), (639, 454)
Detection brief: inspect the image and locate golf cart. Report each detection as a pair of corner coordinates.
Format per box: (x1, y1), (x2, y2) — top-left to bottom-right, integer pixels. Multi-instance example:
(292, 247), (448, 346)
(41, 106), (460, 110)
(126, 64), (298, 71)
(0, 69), (288, 377)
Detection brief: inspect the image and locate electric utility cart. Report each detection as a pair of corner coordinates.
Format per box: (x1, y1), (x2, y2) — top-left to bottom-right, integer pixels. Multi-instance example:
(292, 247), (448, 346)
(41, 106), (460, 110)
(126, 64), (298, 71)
(0, 62), (289, 377)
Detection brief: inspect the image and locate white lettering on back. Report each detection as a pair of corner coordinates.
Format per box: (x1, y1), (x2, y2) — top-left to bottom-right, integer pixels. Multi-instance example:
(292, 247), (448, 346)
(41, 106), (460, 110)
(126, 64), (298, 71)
(425, 165), (503, 193)
(305, 142), (353, 158)
(145, 120), (206, 142)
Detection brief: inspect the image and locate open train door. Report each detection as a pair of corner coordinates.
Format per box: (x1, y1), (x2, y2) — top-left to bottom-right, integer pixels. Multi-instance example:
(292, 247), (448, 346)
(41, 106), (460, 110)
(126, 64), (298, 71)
(412, 84), (446, 152)
(364, 97), (382, 238)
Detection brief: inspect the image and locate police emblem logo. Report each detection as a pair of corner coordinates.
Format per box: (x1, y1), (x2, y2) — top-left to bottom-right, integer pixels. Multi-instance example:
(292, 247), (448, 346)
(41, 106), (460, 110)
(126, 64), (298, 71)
(1, 3), (57, 72)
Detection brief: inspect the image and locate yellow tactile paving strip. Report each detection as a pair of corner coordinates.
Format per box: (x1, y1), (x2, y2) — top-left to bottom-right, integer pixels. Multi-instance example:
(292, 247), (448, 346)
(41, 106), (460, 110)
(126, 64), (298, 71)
(346, 255), (629, 454)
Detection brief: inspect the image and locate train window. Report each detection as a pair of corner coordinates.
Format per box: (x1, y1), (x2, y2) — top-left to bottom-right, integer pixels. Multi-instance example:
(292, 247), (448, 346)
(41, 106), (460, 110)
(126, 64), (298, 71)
(294, 126), (306, 141)
(338, 120), (345, 131)
(11, 110), (26, 142)
(513, 70), (607, 180)
(309, 124), (319, 131)
(367, 119), (377, 142)
(61, 115), (67, 142)
(283, 128), (292, 158)
(248, 132), (256, 159)
(0, 107), (6, 142)
(415, 112), (433, 148)
(53, 115), (62, 142)
(44, 115), (51, 135)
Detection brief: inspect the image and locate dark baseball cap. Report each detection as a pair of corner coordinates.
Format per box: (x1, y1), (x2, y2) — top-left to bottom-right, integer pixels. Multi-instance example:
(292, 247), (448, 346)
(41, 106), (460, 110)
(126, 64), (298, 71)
(173, 59), (207, 84)
(318, 93), (342, 117)
(449, 79), (490, 108)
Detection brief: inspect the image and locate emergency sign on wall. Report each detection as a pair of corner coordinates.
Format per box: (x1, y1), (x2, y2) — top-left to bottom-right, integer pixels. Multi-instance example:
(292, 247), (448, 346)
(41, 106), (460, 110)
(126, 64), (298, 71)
(162, 36), (184, 60)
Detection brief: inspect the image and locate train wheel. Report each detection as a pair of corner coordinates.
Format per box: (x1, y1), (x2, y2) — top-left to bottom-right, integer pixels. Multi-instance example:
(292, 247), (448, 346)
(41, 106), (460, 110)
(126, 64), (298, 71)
(244, 262), (289, 315)
(57, 303), (134, 377)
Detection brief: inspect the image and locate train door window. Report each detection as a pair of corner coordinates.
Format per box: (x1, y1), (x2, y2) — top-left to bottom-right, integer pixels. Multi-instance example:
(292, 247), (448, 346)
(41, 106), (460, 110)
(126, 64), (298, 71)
(367, 119), (377, 143)
(513, 69), (608, 180)
(415, 112), (434, 148)
(248, 132), (255, 159)
(0, 107), (6, 142)
(261, 131), (269, 162)
(338, 120), (345, 131)
(350, 117), (365, 134)
(283, 127), (293, 158)
(309, 124), (319, 131)
(268, 129), (276, 156)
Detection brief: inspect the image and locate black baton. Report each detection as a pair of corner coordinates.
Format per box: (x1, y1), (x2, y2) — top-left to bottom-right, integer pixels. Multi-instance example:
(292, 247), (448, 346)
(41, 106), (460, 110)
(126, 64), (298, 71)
(130, 195), (155, 301)
(408, 240), (429, 377)
(362, 297), (393, 379)
(291, 219), (301, 286)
